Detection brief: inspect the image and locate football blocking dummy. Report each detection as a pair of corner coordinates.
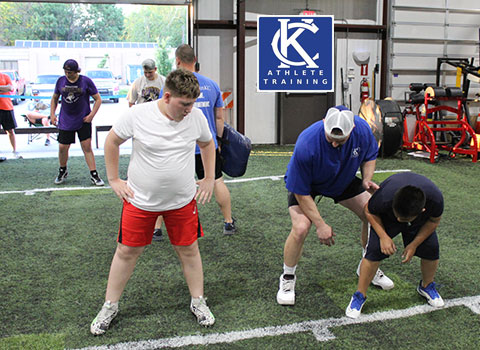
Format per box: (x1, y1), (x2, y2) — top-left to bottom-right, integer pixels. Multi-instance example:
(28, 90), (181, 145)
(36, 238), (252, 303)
(220, 123), (252, 177)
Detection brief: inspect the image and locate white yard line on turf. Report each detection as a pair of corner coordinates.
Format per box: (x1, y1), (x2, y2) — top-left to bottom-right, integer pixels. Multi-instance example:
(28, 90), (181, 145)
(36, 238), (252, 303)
(0, 169), (411, 196)
(69, 294), (480, 350)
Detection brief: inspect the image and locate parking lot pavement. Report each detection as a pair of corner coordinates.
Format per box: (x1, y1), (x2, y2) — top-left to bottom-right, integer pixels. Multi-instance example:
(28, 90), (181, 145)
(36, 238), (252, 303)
(0, 97), (132, 159)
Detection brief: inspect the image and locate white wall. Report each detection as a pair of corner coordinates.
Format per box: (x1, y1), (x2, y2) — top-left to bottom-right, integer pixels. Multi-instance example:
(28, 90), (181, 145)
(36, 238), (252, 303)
(242, 35), (277, 144)
(335, 27), (382, 113)
(0, 44), (158, 84)
(196, 0), (383, 143)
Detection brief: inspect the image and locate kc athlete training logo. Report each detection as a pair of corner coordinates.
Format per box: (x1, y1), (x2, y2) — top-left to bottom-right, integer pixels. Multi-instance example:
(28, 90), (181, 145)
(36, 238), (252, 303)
(272, 19), (320, 69)
(258, 15), (333, 92)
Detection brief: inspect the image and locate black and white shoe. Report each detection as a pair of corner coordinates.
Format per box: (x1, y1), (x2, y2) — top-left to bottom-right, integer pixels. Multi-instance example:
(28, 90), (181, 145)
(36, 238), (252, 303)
(90, 171), (105, 186)
(54, 168), (68, 184)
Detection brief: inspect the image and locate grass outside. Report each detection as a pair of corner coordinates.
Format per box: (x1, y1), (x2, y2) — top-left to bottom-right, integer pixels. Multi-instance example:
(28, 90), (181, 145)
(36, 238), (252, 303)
(0, 145), (479, 349)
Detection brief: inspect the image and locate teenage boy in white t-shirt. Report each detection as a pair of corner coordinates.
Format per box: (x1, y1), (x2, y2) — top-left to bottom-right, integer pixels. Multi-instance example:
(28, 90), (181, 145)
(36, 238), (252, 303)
(90, 69), (216, 335)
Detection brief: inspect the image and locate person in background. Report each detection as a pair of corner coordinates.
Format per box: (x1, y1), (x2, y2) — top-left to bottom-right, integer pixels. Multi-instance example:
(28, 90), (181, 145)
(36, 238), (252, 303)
(171, 43), (237, 236)
(26, 101), (53, 146)
(127, 58), (167, 240)
(50, 59), (104, 186)
(0, 71), (21, 159)
(90, 69), (216, 335)
(346, 172), (444, 318)
(277, 106), (394, 306)
(127, 58), (165, 107)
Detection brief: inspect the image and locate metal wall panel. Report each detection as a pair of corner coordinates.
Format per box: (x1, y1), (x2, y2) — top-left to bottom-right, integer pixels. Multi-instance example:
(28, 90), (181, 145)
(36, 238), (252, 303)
(389, 0), (480, 104)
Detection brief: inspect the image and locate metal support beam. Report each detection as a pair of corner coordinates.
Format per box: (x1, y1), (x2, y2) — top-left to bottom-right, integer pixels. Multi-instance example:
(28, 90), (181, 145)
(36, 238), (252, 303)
(236, 0), (245, 134)
(380, 0), (389, 99)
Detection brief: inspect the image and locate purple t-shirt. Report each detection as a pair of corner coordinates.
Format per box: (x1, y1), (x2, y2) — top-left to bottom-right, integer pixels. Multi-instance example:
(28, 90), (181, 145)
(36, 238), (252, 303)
(54, 75), (98, 131)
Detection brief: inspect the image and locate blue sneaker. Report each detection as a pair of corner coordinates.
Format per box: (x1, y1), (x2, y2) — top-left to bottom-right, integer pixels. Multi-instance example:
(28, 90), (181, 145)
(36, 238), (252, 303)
(417, 280), (444, 307)
(345, 291), (367, 318)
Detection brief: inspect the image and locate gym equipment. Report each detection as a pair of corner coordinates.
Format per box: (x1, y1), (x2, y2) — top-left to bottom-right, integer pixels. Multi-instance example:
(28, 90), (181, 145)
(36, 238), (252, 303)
(359, 98), (403, 157)
(402, 84), (478, 163)
(219, 123), (252, 177)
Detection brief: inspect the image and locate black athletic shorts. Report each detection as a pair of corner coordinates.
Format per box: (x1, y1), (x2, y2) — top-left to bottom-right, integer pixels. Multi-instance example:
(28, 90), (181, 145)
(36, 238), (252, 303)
(288, 176), (365, 207)
(0, 110), (17, 130)
(58, 122), (92, 145)
(365, 224), (440, 261)
(195, 148), (223, 180)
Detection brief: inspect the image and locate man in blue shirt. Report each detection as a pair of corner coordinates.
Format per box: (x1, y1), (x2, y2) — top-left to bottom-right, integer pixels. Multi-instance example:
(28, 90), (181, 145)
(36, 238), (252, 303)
(346, 172), (444, 318)
(277, 106), (394, 306)
(153, 44), (236, 240)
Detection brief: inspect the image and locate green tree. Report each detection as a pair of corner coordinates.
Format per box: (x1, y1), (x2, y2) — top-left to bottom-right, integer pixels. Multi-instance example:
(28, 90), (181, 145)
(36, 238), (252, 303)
(124, 6), (186, 75)
(0, 2), (36, 44)
(85, 5), (124, 42)
(0, 2), (124, 44)
(123, 6), (186, 46)
(155, 39), (173, 77)
(29, 3), (85, 41)
(98, 54), (110, 68)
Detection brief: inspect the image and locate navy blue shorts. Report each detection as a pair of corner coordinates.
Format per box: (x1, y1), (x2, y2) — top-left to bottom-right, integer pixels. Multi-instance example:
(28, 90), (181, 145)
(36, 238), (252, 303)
(195, 148), (223, 180)
(58, 122), (92, 144)
(288, 176), (365, 207)
(365, 224), (439, 261)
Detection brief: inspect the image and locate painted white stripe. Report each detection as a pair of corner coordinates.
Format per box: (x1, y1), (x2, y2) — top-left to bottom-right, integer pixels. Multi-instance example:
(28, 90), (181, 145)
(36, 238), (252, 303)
(0, 186), (110, 195)
(69, 294), (480, 350)
(224, 175), (285, 183)
(0, 170), (411, 196)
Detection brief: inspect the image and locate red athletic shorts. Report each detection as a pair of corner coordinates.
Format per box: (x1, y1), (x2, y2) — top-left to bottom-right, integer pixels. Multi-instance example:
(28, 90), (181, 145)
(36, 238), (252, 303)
(118, 199), (203, 247)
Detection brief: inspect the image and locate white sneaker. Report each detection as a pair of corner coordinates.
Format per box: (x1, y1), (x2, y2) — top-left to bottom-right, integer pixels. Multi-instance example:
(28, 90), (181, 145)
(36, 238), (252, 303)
(90, 301), (119, 335)
(276, 274), (296, 305)
(357, 261), (394, 290)
(190, 297), (215, 327)
(12, 152), (22, 159)
(372, 269), (394, 290)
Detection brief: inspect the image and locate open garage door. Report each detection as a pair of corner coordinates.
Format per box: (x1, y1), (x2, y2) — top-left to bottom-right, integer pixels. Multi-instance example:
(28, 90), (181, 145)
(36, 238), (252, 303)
(5, 0), (189, 4)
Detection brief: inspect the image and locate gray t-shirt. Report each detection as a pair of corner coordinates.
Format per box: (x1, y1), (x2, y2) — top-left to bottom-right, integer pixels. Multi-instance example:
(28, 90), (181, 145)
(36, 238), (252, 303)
(127, 74), (165, 105)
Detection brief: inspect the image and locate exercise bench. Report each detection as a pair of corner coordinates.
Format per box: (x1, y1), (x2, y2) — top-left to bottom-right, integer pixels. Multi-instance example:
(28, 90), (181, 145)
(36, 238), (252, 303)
(95, 125), (112, 148)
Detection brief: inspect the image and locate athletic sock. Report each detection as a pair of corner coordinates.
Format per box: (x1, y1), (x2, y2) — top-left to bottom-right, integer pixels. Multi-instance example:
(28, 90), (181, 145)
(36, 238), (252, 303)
(191, 296), (204, 304)
(283, 263), (297, 277)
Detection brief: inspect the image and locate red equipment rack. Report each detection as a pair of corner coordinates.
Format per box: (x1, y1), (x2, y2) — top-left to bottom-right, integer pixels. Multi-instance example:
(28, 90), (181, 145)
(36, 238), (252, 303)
(403, 87), (478, 163)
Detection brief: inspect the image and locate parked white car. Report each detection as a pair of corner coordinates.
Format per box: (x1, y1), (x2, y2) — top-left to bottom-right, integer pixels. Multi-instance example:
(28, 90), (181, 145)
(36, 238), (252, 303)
(84, 69), (120, 103)
(28, 74), (62, 100)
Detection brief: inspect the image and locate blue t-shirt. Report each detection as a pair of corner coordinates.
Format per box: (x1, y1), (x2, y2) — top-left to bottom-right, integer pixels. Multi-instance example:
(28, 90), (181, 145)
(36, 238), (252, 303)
(193, 73), (223, 153)
(54, 75), (98, 131)
(159, 72), (223, 153)
(368, 172), (444, 229)
(285, 115), (378, 197)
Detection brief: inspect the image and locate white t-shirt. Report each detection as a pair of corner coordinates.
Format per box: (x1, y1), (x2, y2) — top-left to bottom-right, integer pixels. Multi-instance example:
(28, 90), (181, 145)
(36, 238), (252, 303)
(113, 101), (212, 211)
(127, 74), (166, 104)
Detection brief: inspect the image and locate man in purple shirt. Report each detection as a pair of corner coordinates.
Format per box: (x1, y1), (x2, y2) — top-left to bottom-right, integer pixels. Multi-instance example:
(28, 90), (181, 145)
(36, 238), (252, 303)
(50, 59), (104, 186)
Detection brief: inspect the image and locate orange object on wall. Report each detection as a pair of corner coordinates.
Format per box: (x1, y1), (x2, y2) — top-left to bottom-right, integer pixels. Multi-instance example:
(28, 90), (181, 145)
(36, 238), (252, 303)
(222, 91), (233, 109)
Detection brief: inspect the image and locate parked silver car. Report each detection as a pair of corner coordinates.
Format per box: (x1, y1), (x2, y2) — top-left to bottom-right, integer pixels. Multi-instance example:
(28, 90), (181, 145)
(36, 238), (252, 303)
(84, 69), (120, 103)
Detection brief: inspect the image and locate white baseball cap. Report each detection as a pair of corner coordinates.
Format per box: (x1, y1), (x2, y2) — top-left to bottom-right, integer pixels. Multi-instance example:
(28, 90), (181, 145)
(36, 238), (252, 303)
(324, 107), (355, 139)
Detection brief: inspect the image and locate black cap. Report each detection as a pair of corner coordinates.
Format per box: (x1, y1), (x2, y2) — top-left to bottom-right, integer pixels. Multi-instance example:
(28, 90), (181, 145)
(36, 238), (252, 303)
(63, 59), (80, 72)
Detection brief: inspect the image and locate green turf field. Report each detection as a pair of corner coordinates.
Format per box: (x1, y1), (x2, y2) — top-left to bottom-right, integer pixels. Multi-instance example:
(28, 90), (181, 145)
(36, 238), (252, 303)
(0, 145), (479, 350)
